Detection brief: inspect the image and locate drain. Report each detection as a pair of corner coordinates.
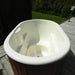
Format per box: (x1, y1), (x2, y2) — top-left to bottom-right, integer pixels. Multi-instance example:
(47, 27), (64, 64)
(37, 56), (40, 57)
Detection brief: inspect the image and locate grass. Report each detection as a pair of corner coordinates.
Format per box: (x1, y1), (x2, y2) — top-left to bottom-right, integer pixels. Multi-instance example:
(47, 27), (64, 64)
(0, 11), (67, 36)
(32, 11), (67, 24)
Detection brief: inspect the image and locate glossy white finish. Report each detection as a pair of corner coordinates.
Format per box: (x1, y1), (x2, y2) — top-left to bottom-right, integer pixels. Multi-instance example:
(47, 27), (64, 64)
(4, 19), (70, 65)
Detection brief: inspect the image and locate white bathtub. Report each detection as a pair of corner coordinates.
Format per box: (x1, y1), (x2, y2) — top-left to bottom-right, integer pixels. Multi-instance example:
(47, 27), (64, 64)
(4, 19), (70, 65)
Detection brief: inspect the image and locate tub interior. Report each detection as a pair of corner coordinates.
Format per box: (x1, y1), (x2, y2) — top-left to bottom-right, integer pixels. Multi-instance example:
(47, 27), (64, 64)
(9, 20), (67, 57)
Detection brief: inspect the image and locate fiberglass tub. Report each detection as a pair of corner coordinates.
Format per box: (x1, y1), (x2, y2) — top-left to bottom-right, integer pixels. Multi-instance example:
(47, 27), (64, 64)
(4, 19), (70, 65)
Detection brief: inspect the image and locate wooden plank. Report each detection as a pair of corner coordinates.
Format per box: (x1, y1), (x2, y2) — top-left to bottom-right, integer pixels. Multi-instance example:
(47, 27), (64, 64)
(0, 45), (6, 58)
(3, 70), (8, 75)
(0, 56), (14, 75)
(61, 17), (75, 55)
(0, 45), (14, 75)
(0, 61), (2, 69)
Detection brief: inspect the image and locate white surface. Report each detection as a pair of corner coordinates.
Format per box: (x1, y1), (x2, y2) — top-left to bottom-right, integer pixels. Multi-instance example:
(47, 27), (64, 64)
(4, 19), (70, 65)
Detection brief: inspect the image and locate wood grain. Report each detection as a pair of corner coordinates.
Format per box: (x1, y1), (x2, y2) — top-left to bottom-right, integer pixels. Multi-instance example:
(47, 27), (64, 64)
(8, 56), (65, 75)
(8, 57), (27, 75)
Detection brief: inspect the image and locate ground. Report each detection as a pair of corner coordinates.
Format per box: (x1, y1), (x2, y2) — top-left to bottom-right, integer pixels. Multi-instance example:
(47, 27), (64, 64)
(61, 17), (75, 55)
